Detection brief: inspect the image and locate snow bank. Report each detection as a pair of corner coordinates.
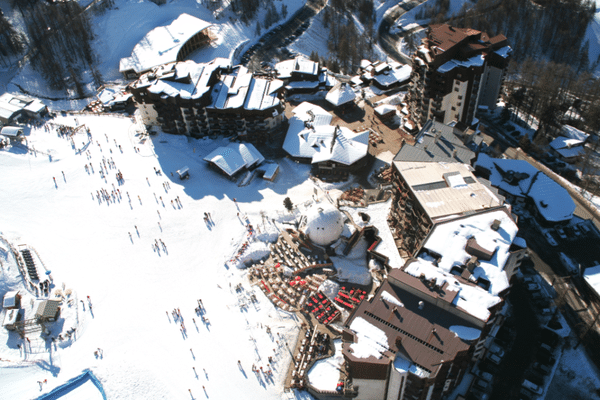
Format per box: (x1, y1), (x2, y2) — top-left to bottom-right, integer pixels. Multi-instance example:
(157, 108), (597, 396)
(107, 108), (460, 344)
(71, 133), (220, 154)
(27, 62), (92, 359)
(348, 317), (389, 359)
(307, 339), (343, 391)
(449, 325), (481, 341)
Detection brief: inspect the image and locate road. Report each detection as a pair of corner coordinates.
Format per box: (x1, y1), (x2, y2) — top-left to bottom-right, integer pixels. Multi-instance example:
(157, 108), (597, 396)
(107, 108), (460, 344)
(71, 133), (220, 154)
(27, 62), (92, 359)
(377, 0), (429, 65)
(244, 0), (327, 72)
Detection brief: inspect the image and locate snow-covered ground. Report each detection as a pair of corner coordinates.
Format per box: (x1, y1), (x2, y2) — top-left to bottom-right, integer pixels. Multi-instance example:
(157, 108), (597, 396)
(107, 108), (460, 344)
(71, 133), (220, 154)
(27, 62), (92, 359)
(0, 114), (328, 399)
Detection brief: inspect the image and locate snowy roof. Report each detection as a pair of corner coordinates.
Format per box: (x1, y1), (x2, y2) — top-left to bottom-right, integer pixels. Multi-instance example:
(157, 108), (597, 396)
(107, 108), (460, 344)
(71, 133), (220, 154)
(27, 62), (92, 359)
(584, 265), (600, 299)
(494, 46), (512, 58)
(561, 125), (590, 142)
(0, 126), (23, 137)
(325, 83), (356, 107)
(550, 136), (585, 150)
(274, 59), (295, 79)
(393, 161), (502, 220)
(0, 93), (44, 121)
(403, 258), (501, 322)
(293, 57), (319, 76)
(373, 64), (412, 87)
(140, 59), (229, 100)
(344, 279), (476, 377)
(119, 14), (213, 75)
(374, 104), (397, 116)
(438, 54), (485, 74)
(97, 86), (132, 106)
(303, 203), (344, 246)
(420, 207), (518, 297)
(550, 137), (585, 159)
(203, 142), (264, 176)
(2, 291), (19, 308)
(475, 154), (575, 222)
(2, 308), (19, 327)
(528, 172), (576, 222)
(283, 102), (368, 166)
(285, 81), (320, 90)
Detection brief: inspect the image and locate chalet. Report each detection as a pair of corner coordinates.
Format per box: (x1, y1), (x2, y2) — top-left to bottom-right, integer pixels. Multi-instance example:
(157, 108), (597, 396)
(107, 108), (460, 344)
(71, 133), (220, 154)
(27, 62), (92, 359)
(549, 125), (590, 163)
(282, 102), (369, 182)
(2, 291), (21, 309)
(325, 83), (356, 112)
(203, 142), (264, 178)
(0, 93), (47, 125)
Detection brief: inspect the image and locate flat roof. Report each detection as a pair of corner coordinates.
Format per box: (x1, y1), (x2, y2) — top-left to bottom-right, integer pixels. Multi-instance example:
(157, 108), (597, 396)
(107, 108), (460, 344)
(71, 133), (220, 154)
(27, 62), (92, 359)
(393, 161), (502, 220)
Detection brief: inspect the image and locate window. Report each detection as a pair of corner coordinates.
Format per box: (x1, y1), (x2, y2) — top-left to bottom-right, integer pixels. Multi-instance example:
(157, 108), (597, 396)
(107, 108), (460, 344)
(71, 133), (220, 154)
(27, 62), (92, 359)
(454, 87), (459, 92)
(458, 95), (463, 100)
(451, 106), (456, 111)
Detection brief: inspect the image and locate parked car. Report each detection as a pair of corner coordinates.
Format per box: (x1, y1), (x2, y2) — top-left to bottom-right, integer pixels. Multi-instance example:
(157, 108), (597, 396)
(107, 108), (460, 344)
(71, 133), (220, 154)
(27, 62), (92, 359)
(555, 226), (567, 240)
(526, 369), (545, 386)
(544, 232), (558, 247)
(479, 371), (494, 383)
(523, 276), (536, 284)
(522, 379), (543, 395)
(533, 361), (552, 375)
(527, 283), (541, 292)
(489, 343), (505, 358)
(474, 379), (490, 391)
(487, 352), (502, 365)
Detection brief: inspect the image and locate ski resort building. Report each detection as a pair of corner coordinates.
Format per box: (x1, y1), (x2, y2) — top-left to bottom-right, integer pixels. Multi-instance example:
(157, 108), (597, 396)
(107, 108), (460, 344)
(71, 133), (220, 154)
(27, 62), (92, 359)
(0, 93), (47, 126)
(119, 14), (215, 79)
(387, 160), (504, 257)
(407, 24), (511, 129)
(282, 102), (370, 181)
(274, 57), (337, 94)
(359, 60), (412, 91)
(340, 199), (526, 400)
(128, 58), (286, 143)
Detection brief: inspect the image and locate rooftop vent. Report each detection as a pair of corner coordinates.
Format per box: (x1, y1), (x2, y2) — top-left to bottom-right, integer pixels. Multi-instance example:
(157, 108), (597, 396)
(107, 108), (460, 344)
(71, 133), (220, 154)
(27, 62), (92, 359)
(491, 219), (501, 231)
(418, 301), (425, 310)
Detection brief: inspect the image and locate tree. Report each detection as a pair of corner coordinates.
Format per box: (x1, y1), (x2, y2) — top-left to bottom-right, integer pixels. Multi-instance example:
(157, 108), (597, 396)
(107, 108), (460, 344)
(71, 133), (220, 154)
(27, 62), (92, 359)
(283, 197), (293, 212)
(281, 3), (287, 19)
(255, 20), (261, 36)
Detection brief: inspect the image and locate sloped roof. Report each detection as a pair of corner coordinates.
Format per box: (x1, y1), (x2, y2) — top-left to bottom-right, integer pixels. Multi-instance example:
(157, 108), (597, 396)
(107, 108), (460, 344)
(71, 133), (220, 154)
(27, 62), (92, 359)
(2, 291), (19, 308)
(35, 299), (61, 319)
(119, 14), (213, 75)
(283, 102), (368, 166)
(584, 264), (600, 299)
(0, 127), (23, 137)
(394, 120), (477, 164)
(373, 64), (412, 87)
(203, 142), (264, 176)
(325, 83), (356, 107)
(475, 153), (575, 222)
(561, 125), (589, 142)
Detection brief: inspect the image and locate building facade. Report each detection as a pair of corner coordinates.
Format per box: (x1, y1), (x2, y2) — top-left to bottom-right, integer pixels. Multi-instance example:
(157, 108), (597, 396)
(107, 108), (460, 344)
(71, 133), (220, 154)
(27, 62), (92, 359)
(129, 59), (286, 143)
(407, 24), (511, 129)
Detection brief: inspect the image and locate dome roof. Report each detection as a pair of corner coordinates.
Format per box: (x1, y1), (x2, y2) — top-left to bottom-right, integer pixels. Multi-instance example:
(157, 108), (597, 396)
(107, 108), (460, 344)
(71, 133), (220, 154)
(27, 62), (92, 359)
(304, 204), (344, 246)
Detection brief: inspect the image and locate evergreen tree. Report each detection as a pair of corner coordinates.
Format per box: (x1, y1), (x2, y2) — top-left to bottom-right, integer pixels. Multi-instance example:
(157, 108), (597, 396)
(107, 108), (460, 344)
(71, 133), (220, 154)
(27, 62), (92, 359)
(283, 197), (293, 212)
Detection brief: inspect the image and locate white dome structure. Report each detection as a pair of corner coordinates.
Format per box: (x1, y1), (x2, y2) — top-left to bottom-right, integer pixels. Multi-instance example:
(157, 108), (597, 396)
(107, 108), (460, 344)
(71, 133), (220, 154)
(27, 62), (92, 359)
(304, 204), (344, 246)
